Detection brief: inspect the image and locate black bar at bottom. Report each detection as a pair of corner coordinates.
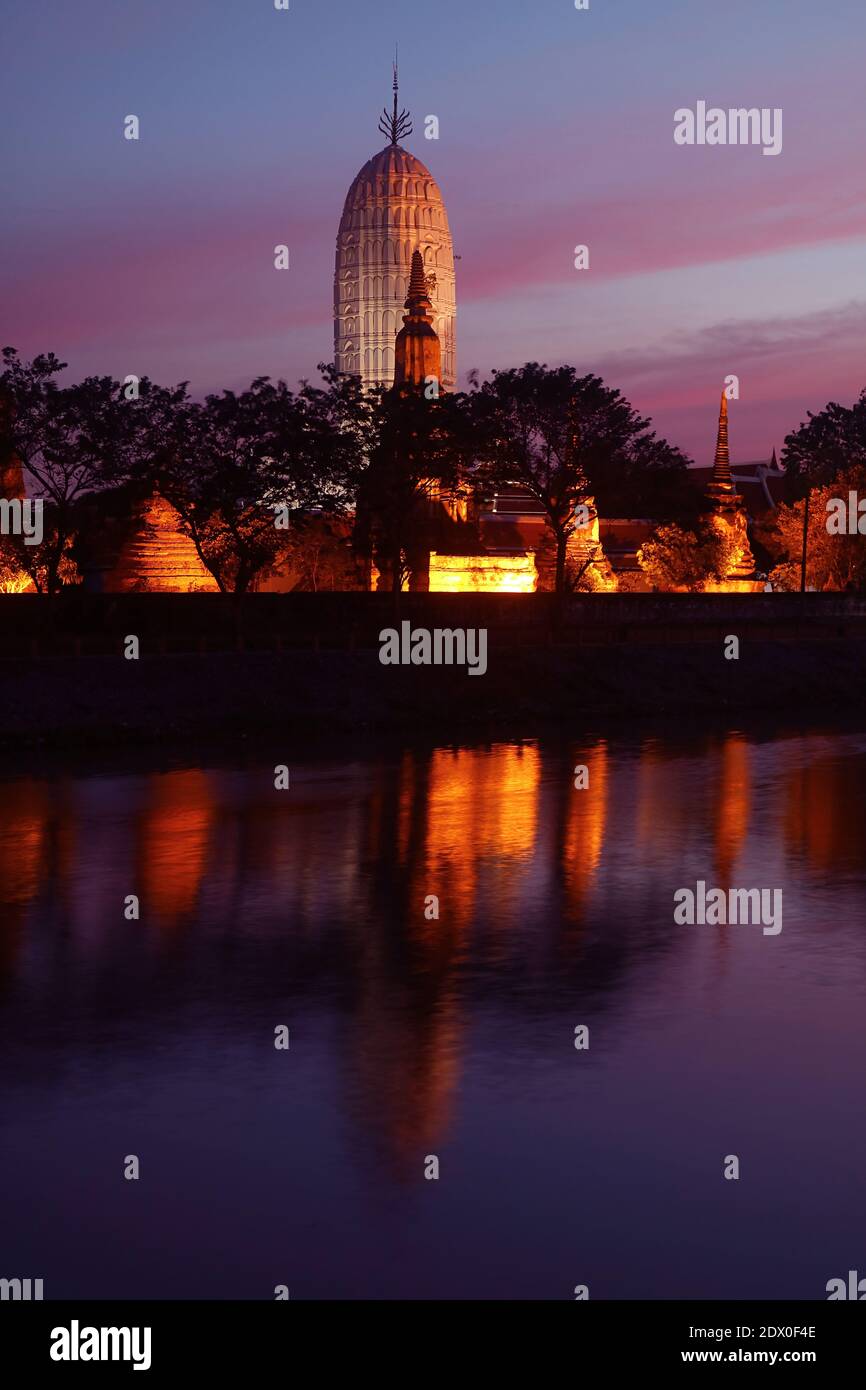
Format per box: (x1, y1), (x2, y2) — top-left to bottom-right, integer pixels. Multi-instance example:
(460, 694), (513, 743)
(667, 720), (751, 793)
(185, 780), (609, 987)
(1, 1300), (861, 1376)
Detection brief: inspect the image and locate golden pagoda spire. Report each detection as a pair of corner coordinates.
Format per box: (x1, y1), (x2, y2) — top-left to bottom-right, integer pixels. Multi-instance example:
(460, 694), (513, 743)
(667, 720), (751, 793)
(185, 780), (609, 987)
(406, 247), (428, 300)
(393, 249), (440, 389)
(703, 387), (757, 587)
(712, 390), (733, 489)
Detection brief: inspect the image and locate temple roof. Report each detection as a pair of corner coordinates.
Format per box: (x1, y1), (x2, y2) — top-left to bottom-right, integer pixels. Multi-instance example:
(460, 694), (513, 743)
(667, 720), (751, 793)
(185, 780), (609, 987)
(340, 144), (444, 214)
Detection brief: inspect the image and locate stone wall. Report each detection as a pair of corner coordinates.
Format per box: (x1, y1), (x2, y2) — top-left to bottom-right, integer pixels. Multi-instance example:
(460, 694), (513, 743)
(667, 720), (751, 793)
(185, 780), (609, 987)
(1, 591), (864, 658)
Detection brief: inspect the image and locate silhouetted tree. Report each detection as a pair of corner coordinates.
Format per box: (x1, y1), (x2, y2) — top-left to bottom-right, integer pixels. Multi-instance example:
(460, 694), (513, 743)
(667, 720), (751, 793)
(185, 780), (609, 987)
(152, 372), (367, 593)
(781, 390), (866, 495)
(156, 382), (287, 593)
(354, 384), (472, 593)
(0, 348), (144, 593)
(755, 462), (866, 591)
(637, 520), (736, 591)
(466, 363), (691, 595)
(280, 515), (361, 591)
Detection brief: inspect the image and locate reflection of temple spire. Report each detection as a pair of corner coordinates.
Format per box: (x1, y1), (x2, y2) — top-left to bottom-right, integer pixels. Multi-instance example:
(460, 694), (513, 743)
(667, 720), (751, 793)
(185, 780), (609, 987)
(0, 780), (50, 986)
(783, 742), (863, 872)
(714, 734), (750, 886)
(378, 50), (412, 146)
(561, 740), (608, 917)
(346, 744), (544, 1174)
(137, 771), (216, 928)
(351, 972), (462, 1176)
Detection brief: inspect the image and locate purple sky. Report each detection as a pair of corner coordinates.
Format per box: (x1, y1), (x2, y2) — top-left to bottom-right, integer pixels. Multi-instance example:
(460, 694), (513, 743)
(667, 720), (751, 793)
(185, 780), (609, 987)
(3, 0), (865, 465)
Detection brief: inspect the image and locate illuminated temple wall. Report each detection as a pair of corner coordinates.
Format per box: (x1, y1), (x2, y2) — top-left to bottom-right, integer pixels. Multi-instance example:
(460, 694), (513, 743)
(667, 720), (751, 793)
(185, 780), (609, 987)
(703, 578), (765, 593)
(428, 551), (537, 593)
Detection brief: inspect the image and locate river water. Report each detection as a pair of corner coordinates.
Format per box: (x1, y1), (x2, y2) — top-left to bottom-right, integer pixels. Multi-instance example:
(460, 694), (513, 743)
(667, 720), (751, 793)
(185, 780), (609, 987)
(1, 726), (865, 1299)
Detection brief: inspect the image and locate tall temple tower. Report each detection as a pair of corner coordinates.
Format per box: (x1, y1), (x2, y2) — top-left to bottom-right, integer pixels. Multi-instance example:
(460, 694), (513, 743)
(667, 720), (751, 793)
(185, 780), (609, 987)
(334, 62), (456, 388)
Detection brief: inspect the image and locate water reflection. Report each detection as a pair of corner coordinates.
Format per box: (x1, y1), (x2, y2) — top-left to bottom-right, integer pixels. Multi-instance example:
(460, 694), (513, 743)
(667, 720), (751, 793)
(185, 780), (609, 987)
(2, 728), (866, 1296)
(137, 770), (216, 927)
(0, 779), (49, 985)
(713, 733), (751, 885)
(783, 748), (866, 874)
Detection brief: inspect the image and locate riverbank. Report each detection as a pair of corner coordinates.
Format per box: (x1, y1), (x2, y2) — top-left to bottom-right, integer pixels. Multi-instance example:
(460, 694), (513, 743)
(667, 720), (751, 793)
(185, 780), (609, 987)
(3, 635), (865, 750)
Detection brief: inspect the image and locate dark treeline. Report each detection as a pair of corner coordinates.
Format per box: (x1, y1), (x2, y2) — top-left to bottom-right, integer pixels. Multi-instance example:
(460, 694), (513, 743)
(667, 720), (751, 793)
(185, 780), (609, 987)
(0, 348), (695, 595)
(2, 346), (864, 594)
(755, 390), (866, 591)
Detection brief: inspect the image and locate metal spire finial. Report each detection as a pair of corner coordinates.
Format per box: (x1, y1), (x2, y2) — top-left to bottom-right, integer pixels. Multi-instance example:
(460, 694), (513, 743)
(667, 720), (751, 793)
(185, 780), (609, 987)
(378, 48), (412, 146)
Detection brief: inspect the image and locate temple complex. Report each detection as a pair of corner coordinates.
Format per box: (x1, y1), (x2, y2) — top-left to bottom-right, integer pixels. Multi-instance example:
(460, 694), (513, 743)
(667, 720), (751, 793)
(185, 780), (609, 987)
(371, 241), (614, 593)
(0, 70), (781, 598)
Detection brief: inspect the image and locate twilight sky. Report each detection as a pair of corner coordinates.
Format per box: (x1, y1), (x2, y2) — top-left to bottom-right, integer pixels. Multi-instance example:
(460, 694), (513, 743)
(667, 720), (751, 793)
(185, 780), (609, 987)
(3, 0), (865, 464)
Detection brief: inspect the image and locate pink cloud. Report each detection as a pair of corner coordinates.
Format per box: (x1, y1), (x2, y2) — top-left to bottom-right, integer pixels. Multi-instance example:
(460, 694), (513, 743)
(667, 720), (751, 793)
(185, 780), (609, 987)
(1, 195), (334, 370)
(593, 302), (866, 463)
(456, 159), (866, 302)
